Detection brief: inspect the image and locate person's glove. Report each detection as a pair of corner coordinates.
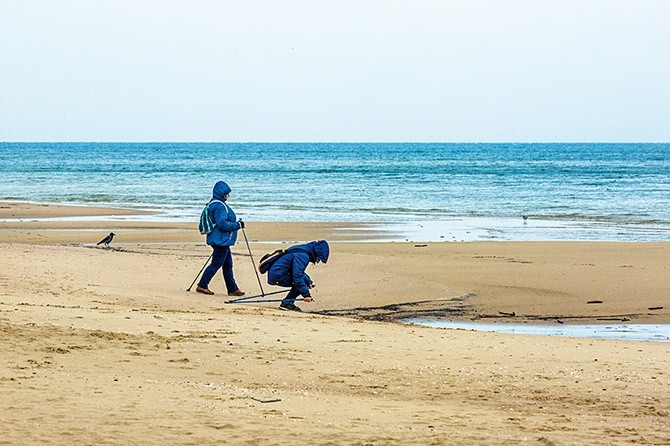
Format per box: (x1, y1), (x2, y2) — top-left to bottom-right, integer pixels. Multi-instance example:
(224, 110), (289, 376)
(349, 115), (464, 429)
(238, 220), (245, 229)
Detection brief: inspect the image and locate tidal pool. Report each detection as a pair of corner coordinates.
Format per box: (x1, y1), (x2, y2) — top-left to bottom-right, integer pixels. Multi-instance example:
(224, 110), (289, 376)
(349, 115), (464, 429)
(402, 319), (670, 342)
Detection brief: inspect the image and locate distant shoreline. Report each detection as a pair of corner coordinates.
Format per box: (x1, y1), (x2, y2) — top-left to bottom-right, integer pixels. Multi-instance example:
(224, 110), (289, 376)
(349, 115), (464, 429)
(0, 201), (390, 243)
(2, 200), (668, 243)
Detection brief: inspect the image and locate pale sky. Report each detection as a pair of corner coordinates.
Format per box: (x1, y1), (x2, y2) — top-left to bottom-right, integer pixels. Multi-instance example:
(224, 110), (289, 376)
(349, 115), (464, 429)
(1, 0), (669, 142)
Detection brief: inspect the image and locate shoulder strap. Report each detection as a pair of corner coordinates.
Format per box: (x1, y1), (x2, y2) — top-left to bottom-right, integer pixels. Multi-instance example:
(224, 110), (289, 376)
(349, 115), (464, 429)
(208, 199), (229, 216)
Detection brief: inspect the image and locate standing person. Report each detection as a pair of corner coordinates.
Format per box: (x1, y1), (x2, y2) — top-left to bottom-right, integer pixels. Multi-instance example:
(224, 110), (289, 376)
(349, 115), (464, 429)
(196, 181), (246, 297)
(267, 240), (329, 312)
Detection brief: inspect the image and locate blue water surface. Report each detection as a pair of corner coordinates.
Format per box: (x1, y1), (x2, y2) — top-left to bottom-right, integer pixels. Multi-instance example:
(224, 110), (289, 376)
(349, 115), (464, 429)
(1, 143), (668, 241)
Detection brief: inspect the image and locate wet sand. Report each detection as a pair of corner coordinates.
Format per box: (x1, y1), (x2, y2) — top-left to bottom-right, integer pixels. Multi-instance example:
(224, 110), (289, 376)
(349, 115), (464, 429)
(1, 202), (669, 445)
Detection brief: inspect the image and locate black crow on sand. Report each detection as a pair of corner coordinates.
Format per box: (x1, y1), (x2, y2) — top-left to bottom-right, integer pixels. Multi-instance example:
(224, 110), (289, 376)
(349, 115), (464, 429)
(97, 232), (115, 247)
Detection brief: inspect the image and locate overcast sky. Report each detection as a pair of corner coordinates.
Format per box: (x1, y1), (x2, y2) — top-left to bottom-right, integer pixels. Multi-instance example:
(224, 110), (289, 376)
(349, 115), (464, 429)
(1, 1), (669, 142)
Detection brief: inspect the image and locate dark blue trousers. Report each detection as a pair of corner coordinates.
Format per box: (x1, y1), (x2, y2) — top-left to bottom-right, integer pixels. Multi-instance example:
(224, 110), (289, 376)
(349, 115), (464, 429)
(281, 276), (312, 305)
(198, 245), (239, 293)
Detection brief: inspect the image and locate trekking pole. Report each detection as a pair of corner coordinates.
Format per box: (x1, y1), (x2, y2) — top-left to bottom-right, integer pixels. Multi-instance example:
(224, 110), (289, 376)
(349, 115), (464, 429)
(240, 221), (265, 296)
(187, 253), (213, 291)
(228, 297), (292, 304)
(225, 289), (287, 304)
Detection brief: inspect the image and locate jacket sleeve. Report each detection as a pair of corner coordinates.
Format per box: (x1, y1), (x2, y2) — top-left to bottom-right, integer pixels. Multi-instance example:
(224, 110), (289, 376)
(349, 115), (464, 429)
(213, 203), (240, 232)
(291, 253), (311, 297)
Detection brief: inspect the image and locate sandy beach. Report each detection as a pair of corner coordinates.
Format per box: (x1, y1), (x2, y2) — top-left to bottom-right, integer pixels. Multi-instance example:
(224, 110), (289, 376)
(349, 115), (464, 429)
(1, 202), (668, 445)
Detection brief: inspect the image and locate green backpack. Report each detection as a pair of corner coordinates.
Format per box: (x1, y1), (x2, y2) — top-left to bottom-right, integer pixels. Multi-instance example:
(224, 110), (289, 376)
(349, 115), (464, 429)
(198, 200), (225, 235)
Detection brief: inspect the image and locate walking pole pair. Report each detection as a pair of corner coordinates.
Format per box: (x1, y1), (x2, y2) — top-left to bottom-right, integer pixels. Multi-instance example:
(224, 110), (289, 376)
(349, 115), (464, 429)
(225, 289), (288, 304)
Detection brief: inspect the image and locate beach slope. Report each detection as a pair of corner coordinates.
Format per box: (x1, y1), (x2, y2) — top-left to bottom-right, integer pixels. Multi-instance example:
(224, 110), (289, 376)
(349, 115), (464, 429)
(0, 203), (668, 445)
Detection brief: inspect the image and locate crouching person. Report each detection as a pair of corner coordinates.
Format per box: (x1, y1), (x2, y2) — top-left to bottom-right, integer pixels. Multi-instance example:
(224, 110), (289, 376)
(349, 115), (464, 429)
(267, 240), (329, 312)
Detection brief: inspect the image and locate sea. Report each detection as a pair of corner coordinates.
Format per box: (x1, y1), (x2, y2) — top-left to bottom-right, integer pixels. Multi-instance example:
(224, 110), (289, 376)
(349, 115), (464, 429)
(1, 142), (668, 242)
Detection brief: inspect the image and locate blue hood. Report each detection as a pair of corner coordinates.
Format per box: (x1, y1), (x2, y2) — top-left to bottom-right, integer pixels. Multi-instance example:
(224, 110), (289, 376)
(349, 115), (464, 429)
(307, 240), (329, 264)
(313, 240), (329, 263)
(288, 240), (329, 264)
(212, 181), (231, 201)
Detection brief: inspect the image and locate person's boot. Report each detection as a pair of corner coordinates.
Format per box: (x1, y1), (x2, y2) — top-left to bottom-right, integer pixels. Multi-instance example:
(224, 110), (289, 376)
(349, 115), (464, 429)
(196, 286), (214, 295)
(279, 302), (302, 312)
(228, 290), (245, 297)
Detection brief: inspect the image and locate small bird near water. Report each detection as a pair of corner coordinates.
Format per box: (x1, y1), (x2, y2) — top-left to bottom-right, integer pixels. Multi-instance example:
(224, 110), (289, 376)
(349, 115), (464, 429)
(97, 232), (115, 247)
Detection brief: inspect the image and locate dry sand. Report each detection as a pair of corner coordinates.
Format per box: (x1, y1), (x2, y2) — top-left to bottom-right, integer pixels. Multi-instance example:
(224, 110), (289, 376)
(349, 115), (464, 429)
(1, 202), (668, 445)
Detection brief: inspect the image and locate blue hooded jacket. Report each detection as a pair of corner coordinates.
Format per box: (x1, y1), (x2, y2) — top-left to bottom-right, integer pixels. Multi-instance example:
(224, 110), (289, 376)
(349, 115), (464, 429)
(267, 240), (330, 298)
(205, 181), (241, 247)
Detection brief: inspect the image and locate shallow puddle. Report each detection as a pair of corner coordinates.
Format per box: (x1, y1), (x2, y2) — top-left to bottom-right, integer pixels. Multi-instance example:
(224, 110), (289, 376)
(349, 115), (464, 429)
(402, 319), (670, 342)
